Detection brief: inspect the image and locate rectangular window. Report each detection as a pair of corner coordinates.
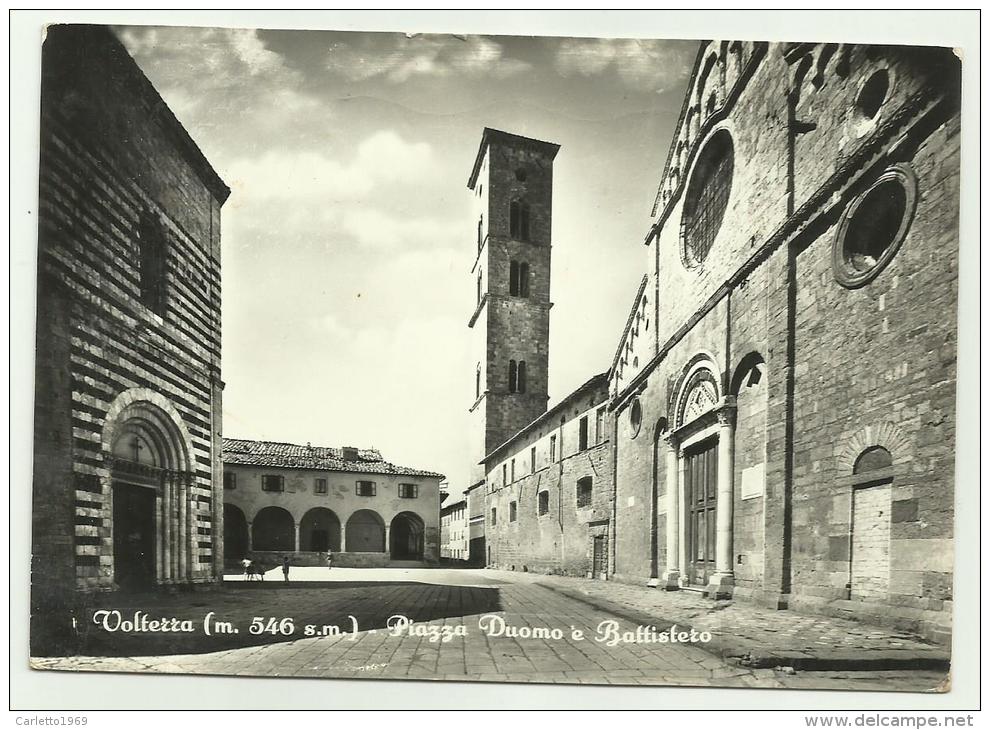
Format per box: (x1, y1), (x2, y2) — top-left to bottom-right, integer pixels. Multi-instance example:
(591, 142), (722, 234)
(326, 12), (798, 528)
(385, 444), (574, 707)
(596, 407), (606, 443)
(509, 260), (519, 296)
(399, 483), (419, 499)
(261, 475), (284, 493)
(510, 459), (515, 482)
(223, 472), (236, 490)
(550, 434), (557, 462)
(509, 501), (517, 522)
(490, 507), (497, 526)
(538, 491), (550, 516)
(579, 416), (589, 451)
(502, 464), (507, 485)
(530, 447), (536, 474)
(577, 477), (593, 508)
(356, 480), (377, 497)
(314, 478), (328, 495)
(519, 263), (530, 298)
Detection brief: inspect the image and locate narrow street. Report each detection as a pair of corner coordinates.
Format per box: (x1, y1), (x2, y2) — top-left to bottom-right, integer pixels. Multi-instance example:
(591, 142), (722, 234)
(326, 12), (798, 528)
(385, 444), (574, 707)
(32, 569), (944, 691)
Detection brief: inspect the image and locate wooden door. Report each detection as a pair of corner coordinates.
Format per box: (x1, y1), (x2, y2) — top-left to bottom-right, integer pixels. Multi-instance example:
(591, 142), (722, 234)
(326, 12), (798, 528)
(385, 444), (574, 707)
(685, 439), (718, 586)
(592, 535), (607, 579)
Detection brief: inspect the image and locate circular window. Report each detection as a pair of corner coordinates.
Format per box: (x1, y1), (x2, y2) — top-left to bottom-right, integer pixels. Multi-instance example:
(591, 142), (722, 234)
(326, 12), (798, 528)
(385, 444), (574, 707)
(681, 130), (734, 268)
(857, 69), (889, 121)
(515, 168), (527, 182)
(832, 164), (917, 289)
(628, 398), (643, 439)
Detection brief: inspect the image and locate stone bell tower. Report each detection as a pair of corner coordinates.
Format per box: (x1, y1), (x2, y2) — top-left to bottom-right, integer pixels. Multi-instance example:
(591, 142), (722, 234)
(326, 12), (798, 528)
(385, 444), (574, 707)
(466, 128), (559, 487)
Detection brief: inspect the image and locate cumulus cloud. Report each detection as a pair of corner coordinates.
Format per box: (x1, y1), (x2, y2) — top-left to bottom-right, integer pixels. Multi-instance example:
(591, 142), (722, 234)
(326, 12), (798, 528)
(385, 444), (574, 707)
(554, 37), (695, 92)
(327, 33), (530, 83)
(221, 129), (434, 209)
(115, 25), (321, 165)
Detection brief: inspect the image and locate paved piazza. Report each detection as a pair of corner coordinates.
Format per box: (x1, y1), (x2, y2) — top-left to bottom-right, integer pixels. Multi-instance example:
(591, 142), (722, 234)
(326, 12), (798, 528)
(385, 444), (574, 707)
(31, 569), (944, 691)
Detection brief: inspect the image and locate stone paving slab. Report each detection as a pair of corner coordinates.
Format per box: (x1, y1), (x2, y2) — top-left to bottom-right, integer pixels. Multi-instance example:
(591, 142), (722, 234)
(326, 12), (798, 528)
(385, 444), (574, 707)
(514, 572), (951, 672)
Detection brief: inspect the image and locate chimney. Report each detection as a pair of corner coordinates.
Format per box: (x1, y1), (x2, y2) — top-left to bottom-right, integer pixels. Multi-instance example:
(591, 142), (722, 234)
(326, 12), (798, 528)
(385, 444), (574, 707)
(341, 446), (359, 462)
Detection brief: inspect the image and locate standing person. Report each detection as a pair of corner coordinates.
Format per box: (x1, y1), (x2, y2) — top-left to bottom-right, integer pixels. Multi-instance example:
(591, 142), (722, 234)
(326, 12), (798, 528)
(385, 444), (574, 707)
(241, 557), (252, 580)
(325, 549), (334, 571)
(281, 555), (290, 583)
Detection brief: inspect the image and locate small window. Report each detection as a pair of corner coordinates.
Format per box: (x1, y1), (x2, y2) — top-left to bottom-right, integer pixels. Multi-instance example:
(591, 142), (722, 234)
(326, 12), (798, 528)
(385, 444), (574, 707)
(579, 416), (589, 451)
(550, 435), (557, 462)
(509, 359), (517, 393)
(530, 447), (536, 474)
(510, 459), (515, 482)
(490, 507), (497, 526)
(477, 216), (484, 251)
(262, 475), (284, 493)
(576, 477), (593, 508)
(502, 464), (507, 485)
(137, 210), (168, 315)
(517, 361), (527, 394)
(477, 270), (483, 304)
(857, 69), (890, 121)
(356, 480), (377, 497)
(223, 472), (236, 490)
(509, 501), (517, 522)
(515, 168), (527, 182)
(629, 398), (643, 439)
(595, 407), (606, 443)
(509, 200), (531, 241)
(399, 483), (419, 499)
(538, 491), (550, 516)
(314, 478), (328, 495)
(475, 363), (482, 400)
(509, 260), (530, 298)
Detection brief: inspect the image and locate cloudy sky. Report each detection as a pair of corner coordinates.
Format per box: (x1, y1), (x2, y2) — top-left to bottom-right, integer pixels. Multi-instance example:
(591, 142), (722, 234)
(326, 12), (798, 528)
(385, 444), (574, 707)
(114, 24), (698, 492)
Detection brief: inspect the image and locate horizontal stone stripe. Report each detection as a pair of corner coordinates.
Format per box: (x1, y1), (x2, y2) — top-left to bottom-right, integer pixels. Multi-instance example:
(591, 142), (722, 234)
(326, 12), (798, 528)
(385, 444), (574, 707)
(40, 247), (219, 363)
(67, 326), (214, 410)
(74, 525), (100, 537)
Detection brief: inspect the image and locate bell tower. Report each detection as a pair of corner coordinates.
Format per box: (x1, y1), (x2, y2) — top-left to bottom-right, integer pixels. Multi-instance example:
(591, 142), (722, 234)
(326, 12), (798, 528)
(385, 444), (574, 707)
(466, 128), (559, 487)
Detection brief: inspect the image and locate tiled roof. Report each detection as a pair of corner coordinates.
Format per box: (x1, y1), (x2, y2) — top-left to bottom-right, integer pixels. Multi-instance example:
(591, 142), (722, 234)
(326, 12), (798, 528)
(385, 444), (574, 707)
(222, 438), (445, 479)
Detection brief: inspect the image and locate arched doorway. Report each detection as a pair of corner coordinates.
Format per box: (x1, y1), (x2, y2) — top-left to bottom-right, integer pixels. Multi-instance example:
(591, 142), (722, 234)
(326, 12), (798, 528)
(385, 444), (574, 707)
(345, 510), (385, 552)
(224, 504), (249, 560)
(102, 388), (198, 588)
(253, 507), (294, 552)
(300, 507), (341, 552)
(390, 512), (425, 560)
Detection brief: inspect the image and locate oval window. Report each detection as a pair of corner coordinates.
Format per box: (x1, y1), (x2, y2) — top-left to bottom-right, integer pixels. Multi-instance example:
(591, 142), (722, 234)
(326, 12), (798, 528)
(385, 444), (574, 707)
(629, 398), (643, 439)
(832, 164), (917, 288)
(681, 130), (734, 268)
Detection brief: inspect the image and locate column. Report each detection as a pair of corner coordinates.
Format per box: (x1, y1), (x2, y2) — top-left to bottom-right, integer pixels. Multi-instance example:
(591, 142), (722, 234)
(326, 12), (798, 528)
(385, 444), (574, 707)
(383, 524), (391, 554)
(155, 491), (164, 583)
(677, 454), (689, 587)
(294, 522), (301, 552)
(178, 477), (188, 582)
(661, 436), (681, 589)
(163, 475), (173, 583)
(246, 522), (253, 551)
(707, 399), (737, 599)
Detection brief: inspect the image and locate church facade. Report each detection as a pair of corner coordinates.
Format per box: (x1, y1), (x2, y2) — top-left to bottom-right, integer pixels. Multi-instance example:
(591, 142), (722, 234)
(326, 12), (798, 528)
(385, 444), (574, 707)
(32, 25), (229, 642)
(610, 41), (958, 643)
(465, 40), (959, 643)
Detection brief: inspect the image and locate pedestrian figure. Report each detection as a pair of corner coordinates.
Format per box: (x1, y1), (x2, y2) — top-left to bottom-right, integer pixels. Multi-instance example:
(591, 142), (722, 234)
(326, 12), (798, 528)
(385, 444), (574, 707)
(241, 557), (252, 580)
(326, 550), (334, 571)
(282, 555), (290, 583)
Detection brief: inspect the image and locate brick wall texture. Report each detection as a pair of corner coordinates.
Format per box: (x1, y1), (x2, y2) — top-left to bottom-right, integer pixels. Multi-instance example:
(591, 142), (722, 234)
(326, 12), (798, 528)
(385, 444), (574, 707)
(33, 25), (228, 625)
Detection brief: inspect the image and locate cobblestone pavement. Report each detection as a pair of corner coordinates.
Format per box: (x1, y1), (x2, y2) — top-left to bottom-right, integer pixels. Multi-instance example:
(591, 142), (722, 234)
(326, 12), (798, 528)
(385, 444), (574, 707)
(504, 571), (950, 672)
(30, 569), (945, 691)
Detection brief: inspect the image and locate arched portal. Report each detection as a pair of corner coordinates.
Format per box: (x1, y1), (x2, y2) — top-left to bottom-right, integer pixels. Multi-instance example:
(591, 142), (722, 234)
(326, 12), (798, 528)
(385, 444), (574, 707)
(224, 504), (249, 560)
(300, 507), (341, 552)
(390, 512), (425, 560)
(345, 509), (385, 552)
(103, 391), (194, 590)
(253, 506), (294, 552)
